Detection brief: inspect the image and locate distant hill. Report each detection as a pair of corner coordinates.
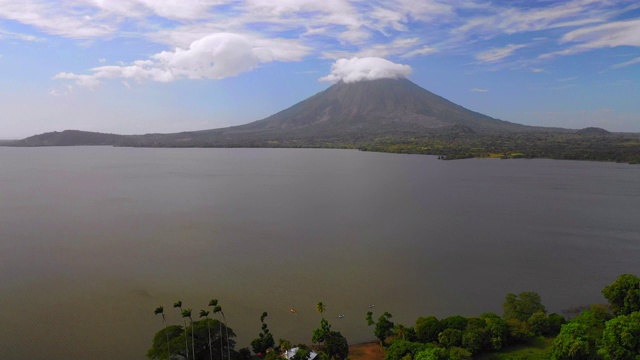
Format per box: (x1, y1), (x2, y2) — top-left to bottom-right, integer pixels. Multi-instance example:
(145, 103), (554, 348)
(11, 130), (124, 146)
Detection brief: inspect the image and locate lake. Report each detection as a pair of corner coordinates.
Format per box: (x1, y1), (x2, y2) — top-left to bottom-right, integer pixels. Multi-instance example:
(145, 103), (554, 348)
(0, 147), (638, 359)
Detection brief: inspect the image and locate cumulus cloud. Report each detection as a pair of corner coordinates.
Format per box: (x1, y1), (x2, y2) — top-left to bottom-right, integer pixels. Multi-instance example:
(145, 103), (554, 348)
(319, 57), (411, 83)
(54, 33), (291, 87)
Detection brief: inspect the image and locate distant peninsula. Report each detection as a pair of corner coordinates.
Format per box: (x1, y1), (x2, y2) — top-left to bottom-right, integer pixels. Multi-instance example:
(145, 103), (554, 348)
(5, 78), (640, 164)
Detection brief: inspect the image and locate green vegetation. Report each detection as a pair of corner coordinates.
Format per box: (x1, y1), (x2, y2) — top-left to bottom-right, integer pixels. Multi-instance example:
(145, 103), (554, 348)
(149, 274), (640, 359)
(474, 337), (553, 360)
(357, 132), (640, 164)
(250, 312), (274, 356)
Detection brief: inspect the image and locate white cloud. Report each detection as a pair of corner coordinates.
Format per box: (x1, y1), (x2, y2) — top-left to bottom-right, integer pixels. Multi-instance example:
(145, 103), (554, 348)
(475, 44), (526, 63)
(400, 45), (436, 58)
(0, 1), (115, 38)
(612, 56), (640, 69)
(319, 57), (411, 83)
(322, 38), (435, 60)
(540, 18), (640, 59)
(470, 88), (488, 92)
(453, 0), (621, 37)
(561, 19), (640, 47)
(54, 33), (288, 87)
(88, 0), (226, 20)
(531, 68), (545, 73)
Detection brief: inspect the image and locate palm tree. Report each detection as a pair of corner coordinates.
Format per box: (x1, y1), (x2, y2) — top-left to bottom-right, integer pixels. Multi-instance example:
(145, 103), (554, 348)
(199, 310), (213, 360)
(154, 306), (171, 359)
(316, 301), (327, 318)
(209, 299), (224, 360)
(182, 308), (195, 360)
(215, 304), (231, 360)
(174, 300), (189, 360)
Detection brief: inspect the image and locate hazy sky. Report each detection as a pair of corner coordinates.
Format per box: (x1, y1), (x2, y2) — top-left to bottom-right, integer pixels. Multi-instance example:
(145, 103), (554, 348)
(1, 0), (639, 138)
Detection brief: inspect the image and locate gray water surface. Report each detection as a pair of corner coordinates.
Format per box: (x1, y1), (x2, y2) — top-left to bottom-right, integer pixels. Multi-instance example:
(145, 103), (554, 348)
(0, 147), (639, 359)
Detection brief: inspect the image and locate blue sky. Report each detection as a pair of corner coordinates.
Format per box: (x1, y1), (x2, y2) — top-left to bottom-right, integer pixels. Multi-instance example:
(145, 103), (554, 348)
(1, 0), (639, 138)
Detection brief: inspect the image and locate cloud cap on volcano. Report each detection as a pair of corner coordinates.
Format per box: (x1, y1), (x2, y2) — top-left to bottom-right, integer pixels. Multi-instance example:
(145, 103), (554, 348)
(320, 57), (411, 83)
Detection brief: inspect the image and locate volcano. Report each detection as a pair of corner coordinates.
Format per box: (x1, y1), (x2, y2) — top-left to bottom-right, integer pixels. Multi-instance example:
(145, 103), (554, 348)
(240, 77), (531, 133)
(14, 77), (555, 147)
(114, 77), (539, 146)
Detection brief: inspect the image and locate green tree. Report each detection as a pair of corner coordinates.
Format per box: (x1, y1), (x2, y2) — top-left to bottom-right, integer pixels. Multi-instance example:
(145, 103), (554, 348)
(414, 346), (448, 360)
(312, 318), (332, 345)
(461, 329), (487, 354)
(251, 311), (275, 356)
(547, 313), (566, 336)
(384, 340), (426, 360)
(393, 323), (408, 341)
(291, 348), (311, 360)
(447, 347), (473, 360)
(503, 291), (546, 322)
(213, 302), (231, 360)
(148, 325), (186, 360)
(209, 299), (224, 360)
(528, 311), (550, 336)
(599, 311), (640, 360)
(602, 274), (640, 316)
(440, 315), (467, 331)
(183, 309), (196, 360)
(316, 301), (326, 318)
(551, 322), (599, 360)
(199, 310), (213, 360)
(551, 307), (609, 360)
(154, 306), (171, 359)
(323, 331), (349, 360)
(415, 316), (441, 343)
(480, 313), (508, 350)
(174, 300), (189, 360)
(438, 328), (463, 348)
(414, 346), (471, 360)
(506, 318), (533, 343)
(147, 319), (236, 360)
(367, 311), (395, 345)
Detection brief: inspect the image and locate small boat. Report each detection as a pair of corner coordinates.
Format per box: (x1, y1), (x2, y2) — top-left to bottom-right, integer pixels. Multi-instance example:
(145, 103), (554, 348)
(338, 314), (345, 319)
(368, 304), (375, 308)
(290, 308), (296, 313)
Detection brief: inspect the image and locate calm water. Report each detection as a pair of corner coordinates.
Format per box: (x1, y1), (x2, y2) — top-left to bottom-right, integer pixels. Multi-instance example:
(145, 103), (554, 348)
(0, 147), (639, 359)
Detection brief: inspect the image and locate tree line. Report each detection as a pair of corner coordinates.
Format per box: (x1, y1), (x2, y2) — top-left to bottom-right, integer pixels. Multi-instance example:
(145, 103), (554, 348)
(368, 273), (640, 360)
(148, 273), (640, 359)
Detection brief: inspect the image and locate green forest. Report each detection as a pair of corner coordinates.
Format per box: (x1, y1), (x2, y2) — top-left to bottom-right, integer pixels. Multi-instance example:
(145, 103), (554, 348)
(148, 274), (640, 360)
(356, 132), (640, 164)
